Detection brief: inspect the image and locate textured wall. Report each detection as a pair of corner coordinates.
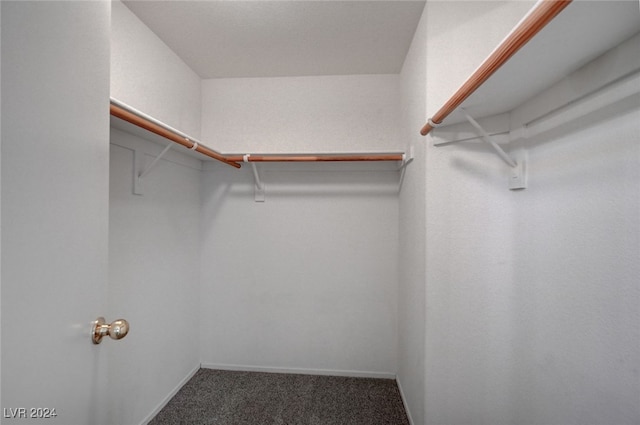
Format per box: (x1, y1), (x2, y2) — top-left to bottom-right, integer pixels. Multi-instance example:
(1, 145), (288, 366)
(111, 0), (202, 139)
(422, 2), (639, 424)
(505, 33), (640, 425)
(199, 162), (400, 377)
(201, 74), (402, 154)
(397, 3), (428, 424)
(423, 2), (536, 425)
(108, 129), (202, 425)
(508, 100), (640, 425)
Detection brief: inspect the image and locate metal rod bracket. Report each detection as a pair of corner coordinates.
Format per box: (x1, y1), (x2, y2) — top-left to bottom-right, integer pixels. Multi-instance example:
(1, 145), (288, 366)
(508, 154), (527, 190)
(398, 146), (415, 193)
(139, 143), (173, 179)
(133, 143), (173, 195)
(461, 109), (517, 168)
(133, 149), (145, 195)
(244, 155), (265, 202)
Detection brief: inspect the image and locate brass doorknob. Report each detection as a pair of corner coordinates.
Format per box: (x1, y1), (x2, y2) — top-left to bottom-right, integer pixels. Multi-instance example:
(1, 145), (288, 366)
(92, 317), (129, 344)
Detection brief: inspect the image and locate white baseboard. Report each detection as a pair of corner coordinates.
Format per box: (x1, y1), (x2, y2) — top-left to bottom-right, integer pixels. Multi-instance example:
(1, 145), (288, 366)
(139, 364), (200, 425)
(396, 375), (415, 425)
(200, 362), (396, 380)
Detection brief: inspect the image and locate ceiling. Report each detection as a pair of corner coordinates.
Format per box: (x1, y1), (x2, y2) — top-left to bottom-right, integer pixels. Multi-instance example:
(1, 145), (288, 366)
(119, 0), (639, 130)
(122, 0), (426, 79)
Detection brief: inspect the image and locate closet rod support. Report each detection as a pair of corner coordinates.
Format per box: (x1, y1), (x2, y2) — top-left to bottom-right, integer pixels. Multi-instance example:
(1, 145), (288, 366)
(138, 143), (173, 179)
(250, 163), (263, 191)
(398, 150), (414, 171)
(245, 155), (265, 202)
(397, 148), (414, 193)
(461, 109), (517, 168)
(110, 99), (240, 169)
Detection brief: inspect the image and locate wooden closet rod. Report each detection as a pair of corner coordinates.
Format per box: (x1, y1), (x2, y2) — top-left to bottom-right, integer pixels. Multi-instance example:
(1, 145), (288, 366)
(110, 101), (241, 169)
(110, 99), (404, 165)
(224, 153), (405, 163)
(420, 0), (572, 136)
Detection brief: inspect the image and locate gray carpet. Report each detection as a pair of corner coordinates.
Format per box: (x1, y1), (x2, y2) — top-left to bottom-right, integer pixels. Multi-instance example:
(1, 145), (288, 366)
(149, 369), (410, 425)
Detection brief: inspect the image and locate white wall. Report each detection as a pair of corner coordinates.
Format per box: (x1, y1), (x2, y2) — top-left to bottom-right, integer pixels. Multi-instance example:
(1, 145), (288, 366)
(109, 2), (207, 422)
(111, 0), (202, 139)
(425, 0), (536, 103)
(198, 71), (403, 377)
(108, 129), (202, 425)
(199, 162), (399, 377)
(423, 2), (536, 425)
(201, 74), (402, 154)
(507, 99), (640, 425)
(1, 2), (111, 424)
(397, 3), (428, 424)
(421, 2), (640, 424)
(505, 33), (640, 425)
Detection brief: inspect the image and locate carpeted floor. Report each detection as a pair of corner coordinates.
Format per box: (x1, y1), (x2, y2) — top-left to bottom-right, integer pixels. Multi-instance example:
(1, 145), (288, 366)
(149, 368), (410, 425)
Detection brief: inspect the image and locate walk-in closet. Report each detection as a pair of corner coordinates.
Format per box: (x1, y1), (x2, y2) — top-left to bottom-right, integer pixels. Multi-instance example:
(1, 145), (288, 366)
(2, 1), (638, 424)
